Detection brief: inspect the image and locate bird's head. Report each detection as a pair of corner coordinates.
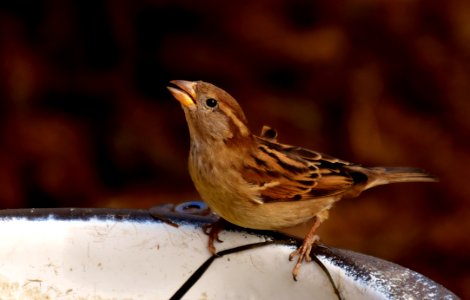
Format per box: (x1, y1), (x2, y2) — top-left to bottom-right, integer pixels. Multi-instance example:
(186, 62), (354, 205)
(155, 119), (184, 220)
(168, 80), (251, 144)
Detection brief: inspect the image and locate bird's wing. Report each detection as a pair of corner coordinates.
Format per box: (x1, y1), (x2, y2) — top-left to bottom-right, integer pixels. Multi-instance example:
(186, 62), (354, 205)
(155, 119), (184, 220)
(242, 137), (364, 203)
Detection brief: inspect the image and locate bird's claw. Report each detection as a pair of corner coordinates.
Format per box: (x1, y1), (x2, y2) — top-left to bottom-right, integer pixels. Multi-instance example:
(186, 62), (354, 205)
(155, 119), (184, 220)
(289, 235), (320, 280)
(202, 219), (226, 255)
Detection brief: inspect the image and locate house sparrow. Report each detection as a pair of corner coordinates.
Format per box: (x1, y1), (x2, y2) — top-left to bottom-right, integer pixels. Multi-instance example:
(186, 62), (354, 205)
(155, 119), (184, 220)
(167, 80), (436, 280)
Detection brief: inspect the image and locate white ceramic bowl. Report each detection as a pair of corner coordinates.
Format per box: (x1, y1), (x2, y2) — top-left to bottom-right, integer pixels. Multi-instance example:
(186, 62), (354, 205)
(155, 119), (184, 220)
(0, 203), (458, 299)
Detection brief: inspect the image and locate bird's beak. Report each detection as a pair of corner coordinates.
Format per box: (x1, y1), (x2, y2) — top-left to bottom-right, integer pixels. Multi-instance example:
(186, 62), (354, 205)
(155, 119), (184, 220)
(167, 80), (197, 108)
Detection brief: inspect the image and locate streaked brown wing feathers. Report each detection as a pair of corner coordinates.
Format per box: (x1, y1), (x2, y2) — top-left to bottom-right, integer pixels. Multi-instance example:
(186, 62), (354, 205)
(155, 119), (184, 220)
(241, 136), (356, 203)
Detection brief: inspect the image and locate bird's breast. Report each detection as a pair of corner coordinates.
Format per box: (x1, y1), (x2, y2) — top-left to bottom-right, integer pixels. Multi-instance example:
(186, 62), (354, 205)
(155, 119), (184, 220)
(188, 143), (262, 225)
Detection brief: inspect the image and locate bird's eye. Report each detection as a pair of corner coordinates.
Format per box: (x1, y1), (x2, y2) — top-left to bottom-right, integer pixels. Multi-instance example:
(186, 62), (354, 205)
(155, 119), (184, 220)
(205, 98), (218, 108)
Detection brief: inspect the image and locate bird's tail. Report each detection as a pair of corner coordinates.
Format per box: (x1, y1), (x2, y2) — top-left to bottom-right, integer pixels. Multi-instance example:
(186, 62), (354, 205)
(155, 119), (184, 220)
(348, 166), (438, 190)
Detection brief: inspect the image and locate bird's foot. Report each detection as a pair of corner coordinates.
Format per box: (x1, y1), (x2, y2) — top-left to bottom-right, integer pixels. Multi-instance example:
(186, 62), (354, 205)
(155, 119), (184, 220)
(289, 235), (320, 280)
(202, 218), (226, 255)
(288, 217), (322, 281)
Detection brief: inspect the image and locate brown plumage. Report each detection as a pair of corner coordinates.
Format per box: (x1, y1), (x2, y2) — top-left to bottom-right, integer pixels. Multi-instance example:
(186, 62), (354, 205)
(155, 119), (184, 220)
(167, 80), (437, 280)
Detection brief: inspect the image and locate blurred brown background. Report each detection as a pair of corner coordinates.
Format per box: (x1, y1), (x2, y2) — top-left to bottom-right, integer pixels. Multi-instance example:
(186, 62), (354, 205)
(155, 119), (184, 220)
(0, 0), (469, 297)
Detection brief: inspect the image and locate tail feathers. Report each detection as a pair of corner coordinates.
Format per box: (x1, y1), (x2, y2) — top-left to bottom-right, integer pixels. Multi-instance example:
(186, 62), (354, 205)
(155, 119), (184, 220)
(349, 166), (438, 190)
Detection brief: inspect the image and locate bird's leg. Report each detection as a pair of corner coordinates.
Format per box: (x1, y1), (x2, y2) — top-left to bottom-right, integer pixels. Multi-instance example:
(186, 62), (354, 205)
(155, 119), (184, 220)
(202, 218), (226, 255)
(289, 217), (322, 281)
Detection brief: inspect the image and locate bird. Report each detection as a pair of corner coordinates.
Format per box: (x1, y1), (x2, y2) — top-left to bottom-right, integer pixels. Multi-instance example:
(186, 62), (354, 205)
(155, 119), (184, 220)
(167, 80), (437, 280)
